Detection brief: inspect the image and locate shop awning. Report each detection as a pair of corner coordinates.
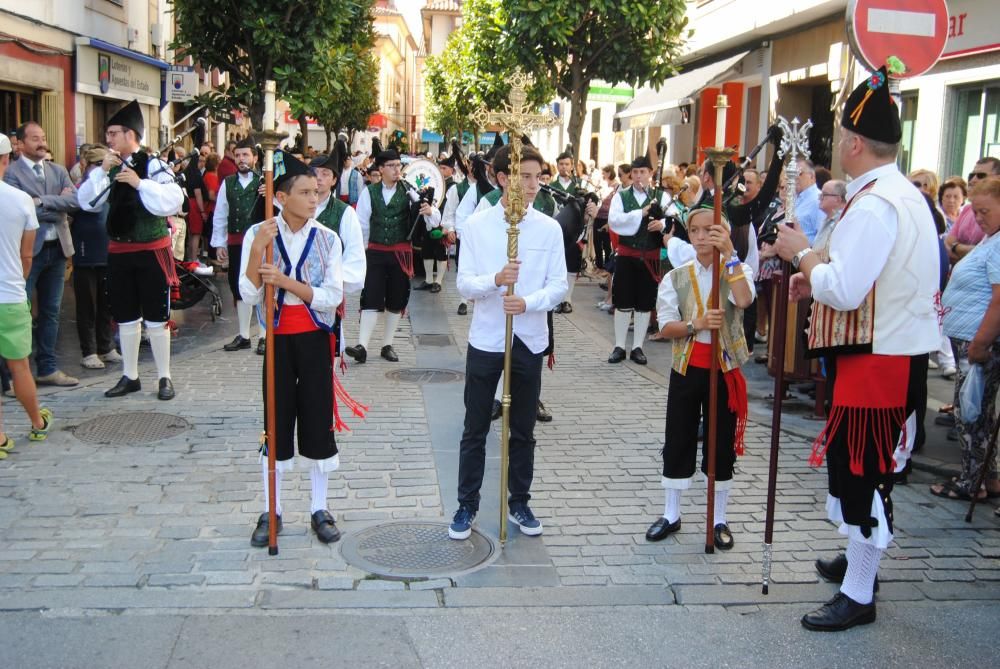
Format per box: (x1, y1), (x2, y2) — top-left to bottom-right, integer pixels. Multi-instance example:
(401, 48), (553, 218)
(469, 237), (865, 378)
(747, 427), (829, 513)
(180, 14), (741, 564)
(614, 50), (749, 130)
(421, 129), (444, 143)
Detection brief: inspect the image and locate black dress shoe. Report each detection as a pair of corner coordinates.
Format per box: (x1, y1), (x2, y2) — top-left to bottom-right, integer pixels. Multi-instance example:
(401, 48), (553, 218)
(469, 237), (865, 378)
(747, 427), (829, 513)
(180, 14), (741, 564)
(934, 413), (955, 427)
(380, 345), (399, 362)
(599, 282), (609, 291)
(414, 281), (433, 291)
(457, 303), (468, 315)
(311, 510), (342, 544)
(250, 512), (283, 547)
(491, 399), (502, 421)
(801, 592), (876, 631)
(714, 523), (734, 550)
(554, 302), (565, 314)
(893, 459), (912, 485)
(157, 377), (175, 400)
(630, 347), (648, 365)
(815, 553), (879, 592)
(536, 401), (552, 422)
(345, 344), (367, 363)
(646, 517), (681, 541)
(256, 339), (266, 356)
(105, 375), (141, 398)
(429, 283), (442, 293)
(608, 347), (626, 363)
(561, 302), (573, 314)
(224, 335), (251, 351)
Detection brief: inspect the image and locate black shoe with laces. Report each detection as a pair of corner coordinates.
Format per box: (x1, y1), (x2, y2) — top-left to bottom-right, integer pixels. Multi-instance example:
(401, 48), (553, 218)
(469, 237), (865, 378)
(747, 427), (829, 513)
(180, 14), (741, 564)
(251, 512), (282, 547)
(224, 335), (251, 351)
(801, 592), (876, 631)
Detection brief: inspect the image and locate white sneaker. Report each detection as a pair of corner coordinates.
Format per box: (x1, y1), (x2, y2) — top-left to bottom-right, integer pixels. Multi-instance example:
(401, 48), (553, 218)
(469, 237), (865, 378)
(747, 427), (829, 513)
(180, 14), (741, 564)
(100, 350), (122, 363)
(928, 358), (940, 370)
(193, 263), (214, 276)
(81, 354), (105, 369)
(941, 365), (957, 379)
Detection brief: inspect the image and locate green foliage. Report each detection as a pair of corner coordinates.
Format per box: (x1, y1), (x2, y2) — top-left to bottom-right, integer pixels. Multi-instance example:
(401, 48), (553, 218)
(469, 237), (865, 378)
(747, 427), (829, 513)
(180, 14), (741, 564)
(169, 0), (375, 128)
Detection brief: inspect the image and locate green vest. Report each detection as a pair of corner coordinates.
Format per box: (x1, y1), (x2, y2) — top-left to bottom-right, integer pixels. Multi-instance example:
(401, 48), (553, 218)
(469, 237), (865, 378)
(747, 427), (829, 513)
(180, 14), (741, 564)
(483, 188), (556, 217)
(224, 173), (261, 235)
(106, 151), (169, 243)
(316, 195), (349, 236)
(550, 176), (580, 193)
(456, 180), (471, 202)
(367, 183), (410, 245)
(440, 176), (455, 212)
(618, 186), (661, 251)
(669, 262), (749, 375)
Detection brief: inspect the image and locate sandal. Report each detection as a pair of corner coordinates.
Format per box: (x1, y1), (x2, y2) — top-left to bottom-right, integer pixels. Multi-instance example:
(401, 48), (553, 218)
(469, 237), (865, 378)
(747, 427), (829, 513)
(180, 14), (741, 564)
(0, 436), (11, 451)
(937, 404), (954, 414)
(929, 480), (986, 502)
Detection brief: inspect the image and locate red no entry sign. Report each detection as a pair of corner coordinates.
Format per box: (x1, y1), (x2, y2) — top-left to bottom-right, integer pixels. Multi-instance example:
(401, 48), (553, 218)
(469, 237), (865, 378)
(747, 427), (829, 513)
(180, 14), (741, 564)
(847, 0), (949, 78)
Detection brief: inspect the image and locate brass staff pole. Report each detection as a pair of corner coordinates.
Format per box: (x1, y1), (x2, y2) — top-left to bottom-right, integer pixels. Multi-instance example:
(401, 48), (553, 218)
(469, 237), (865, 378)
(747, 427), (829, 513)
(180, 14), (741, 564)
(254, 80), (288, 556)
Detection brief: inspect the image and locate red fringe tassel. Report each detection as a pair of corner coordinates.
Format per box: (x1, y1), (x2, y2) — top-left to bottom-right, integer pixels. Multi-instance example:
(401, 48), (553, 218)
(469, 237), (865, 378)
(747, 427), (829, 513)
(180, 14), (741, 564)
(723, 369), (748, 456)
(809, 406), (905, 475)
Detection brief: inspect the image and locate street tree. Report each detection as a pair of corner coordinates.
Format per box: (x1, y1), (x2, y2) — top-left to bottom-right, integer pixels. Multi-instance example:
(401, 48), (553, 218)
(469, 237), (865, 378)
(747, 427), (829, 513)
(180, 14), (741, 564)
(465, 0), (689, 162)
(169, 0), (373, 130)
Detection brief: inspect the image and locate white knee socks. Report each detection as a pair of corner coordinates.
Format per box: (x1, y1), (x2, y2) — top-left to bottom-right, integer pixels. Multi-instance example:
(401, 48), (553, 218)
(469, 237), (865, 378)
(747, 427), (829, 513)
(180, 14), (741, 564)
(434, 262), (447, 286)
(564, 273), (576, 304)
(118, 319), (142, 380)
(840, 540), (882, 605)
(663, 488), (682, 523)
(261, 459), (284, 517)
(614, 310), (630, 349)
(310, 462), (330, 514)
(714, 488), (730, 526)
(632, 311), (651, 350)
(358, 310), (378, 349)
(423, 259), (435, 284)
(236, 300), (253, 340)
(146, 321), (171, 380)
(383, 311), (402, 348)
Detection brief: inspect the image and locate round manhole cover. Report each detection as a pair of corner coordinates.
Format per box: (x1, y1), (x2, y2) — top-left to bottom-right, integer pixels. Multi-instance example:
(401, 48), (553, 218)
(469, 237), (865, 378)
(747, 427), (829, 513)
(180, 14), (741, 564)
(385, 368), (465, 384)
(341, 521), (495, 579)
(73, 412), (191, 445)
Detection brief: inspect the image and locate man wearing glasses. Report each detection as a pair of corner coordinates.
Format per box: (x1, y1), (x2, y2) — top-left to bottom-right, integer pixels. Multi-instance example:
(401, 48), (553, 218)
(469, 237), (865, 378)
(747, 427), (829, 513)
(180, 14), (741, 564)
(945, 157), (1000, 262)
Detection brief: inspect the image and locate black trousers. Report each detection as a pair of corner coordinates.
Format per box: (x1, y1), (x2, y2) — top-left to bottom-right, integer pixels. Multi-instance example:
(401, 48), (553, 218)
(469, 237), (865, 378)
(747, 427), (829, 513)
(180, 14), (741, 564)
(360, 249), (410, 312)
(662, 366), (737, 484)
(611, 256), (657, 312)
(457, 338), (542, 511)
(263, 329), (337, 463)
(73, 265), (115, 357)
(593, 222), (612, 269)
(108, 250), (170, 323)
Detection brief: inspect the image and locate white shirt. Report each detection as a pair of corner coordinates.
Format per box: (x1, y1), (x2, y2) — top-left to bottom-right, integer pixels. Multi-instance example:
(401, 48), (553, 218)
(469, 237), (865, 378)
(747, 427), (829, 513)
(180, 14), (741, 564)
(455, 180), (496, 239)
(442, 183), (461, 232)
(211, 171), (257, 249)
(238, 215), (343, 312)
(555, 176), (574, 191)
(355, 181), (440, 246)
(656, 258), (756, 341)
(608, 186), (671, 236)
(665, 225), (760, 277)
(0, 181), (39, 303)
(458, 204), (568, 354)
(20, 156), (59, 241)
(316, 194), (366, 295)
(809, 163), (898, 311)
(77, 153), (184, 216)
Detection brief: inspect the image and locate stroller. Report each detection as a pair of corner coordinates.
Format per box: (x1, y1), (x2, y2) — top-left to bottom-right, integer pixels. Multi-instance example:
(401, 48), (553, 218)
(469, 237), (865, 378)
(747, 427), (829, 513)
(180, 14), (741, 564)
(172, 260), (223, 320)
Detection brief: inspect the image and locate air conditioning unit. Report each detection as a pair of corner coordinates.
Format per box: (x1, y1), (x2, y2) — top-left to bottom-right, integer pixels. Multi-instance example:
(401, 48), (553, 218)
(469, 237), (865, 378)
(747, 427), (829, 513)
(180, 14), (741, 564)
(151, 23), (164, 47)
(127, 26), (140, 44)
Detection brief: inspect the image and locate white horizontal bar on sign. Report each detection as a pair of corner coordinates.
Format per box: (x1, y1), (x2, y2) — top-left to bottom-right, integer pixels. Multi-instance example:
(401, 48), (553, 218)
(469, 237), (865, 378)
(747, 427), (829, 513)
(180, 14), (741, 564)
(867, 8), (937, 37)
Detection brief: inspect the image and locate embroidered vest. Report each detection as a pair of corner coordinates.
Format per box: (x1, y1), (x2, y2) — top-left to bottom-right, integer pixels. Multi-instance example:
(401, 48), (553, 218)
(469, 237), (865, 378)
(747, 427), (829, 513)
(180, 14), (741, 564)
(618, 186), (661, 251)
(106, 151), (169, 243)
(669, 262), (749, 375)
(456, 180), (471, 202)
(224, 173), (261, 235)
(316, 196), (349, 236)
(367, 183), (410, 245)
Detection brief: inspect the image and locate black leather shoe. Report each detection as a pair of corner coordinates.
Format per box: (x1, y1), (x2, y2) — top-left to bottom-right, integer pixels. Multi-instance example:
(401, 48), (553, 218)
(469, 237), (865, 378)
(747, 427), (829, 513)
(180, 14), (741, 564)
(256, 339), (266, 356)
(561, 302), (573, 314)
(311, 510), (342, 544)
(608, 347), (626, 363)
(536, 401), (552, 422)
(224, 335), (251, 351)
(157, 377), (175, 400)
(801, 592), (876, 631)
(815, 553), (879, 592)
(554, 302), (565, 314)
(630, 347), (648, 365)
(491, 399), (502, 421)
(345, 344), (367, 363)
(893, 459), (912, 485)
(105, 375), (141, 398)
(429, 283), (442, 293)
(250, 512), (282, 547)
(714, 523), (734, 550)
(457, 303), (468, 315)
(414, 281), (433, 291)
(645, 516), (681, 542)
(380, 345), (399, 362)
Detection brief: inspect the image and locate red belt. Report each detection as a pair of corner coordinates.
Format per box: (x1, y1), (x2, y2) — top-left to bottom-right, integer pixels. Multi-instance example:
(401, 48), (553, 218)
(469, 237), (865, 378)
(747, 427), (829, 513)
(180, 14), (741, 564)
(617, 244), (662, 282)
(227, 232), (245, 246)
(368, 242), (414, 278)
(274, 304), (319, 335)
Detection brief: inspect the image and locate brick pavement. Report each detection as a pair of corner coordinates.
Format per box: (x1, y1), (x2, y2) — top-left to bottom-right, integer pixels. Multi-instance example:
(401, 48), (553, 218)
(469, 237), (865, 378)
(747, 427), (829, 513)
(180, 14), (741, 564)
(0, 277), (996, 609)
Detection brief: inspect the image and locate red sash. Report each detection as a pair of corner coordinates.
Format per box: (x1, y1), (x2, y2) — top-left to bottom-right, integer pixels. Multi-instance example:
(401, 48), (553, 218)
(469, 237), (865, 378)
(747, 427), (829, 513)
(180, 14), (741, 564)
(109, 236), (178, 287)
(367, 242), (414, 278)
(688, 342), (749, 456)
(617, 244), (662, 282)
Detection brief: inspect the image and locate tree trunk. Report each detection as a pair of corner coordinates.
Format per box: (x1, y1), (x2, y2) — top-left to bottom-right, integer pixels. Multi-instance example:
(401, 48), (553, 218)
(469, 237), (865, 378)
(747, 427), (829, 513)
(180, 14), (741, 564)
(297, 113), (309, 153)
(325, 128), (332, 153)
(565, 62), (589, 166)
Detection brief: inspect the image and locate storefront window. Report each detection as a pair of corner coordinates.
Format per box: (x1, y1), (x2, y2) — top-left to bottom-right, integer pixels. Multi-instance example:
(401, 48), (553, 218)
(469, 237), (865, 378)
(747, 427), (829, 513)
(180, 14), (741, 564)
(950, 81), (1000, 177)
(898, 93), (918, 175)
(0, 89), (38, 133)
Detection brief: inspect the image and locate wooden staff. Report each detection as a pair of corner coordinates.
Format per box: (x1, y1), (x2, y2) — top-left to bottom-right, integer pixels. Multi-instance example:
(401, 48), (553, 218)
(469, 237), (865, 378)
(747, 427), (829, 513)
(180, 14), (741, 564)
(254, 80), (287, 556)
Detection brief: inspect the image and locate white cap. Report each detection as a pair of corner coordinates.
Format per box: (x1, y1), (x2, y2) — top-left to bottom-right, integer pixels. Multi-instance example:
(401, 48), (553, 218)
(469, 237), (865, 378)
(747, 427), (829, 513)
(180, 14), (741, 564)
(0, 134), (10, 155)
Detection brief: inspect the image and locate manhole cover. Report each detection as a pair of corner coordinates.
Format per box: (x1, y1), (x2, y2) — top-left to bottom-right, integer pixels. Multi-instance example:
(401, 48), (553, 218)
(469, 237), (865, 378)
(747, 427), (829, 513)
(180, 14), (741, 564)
(73, 412), (191, 445)
(416, 334), (453, 347)
(386, 368), (465, 384)
(341, 521), (495, 579)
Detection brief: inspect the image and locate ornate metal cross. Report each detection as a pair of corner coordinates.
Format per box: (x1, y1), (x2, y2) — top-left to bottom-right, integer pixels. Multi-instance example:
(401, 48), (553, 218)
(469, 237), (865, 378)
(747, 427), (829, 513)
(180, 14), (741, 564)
(470, 71), (557, 545)
(776, 116), (814, 228)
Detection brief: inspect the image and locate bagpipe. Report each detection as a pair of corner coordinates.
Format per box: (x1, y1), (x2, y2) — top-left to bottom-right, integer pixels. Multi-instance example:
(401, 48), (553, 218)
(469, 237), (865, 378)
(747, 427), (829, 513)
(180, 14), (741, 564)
(540, 183), (600, 249)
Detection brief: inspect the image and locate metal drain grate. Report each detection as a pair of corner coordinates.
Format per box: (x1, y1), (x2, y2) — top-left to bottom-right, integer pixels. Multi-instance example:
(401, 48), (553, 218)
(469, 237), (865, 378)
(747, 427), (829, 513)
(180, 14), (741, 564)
(385, 368), (465, 384)
(416, 334), (453, 347)
(72, 412), (191, 445)
(340, 521), (495, 579)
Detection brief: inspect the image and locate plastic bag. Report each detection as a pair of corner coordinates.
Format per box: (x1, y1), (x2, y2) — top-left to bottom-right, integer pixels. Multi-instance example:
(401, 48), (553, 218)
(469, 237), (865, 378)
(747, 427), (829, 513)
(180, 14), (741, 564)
(959, 364), (984, 424)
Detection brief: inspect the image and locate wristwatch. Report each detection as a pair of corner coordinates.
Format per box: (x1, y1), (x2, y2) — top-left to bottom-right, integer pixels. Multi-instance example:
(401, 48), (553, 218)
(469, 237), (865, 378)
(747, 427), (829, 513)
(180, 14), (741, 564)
(791, 247), (813, 271)
(686, 321), (695, 337)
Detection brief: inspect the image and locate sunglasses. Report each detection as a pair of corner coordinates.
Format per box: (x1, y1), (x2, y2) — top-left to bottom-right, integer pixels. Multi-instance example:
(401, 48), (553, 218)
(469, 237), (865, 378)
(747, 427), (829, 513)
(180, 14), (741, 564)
(912, 180), (928, 188)
(969, 172), (990, 181)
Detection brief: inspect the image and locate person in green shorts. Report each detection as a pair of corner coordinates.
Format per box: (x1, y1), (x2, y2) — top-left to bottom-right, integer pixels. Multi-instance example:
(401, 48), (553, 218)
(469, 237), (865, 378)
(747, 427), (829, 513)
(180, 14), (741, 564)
(0, 134), (53, 457)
